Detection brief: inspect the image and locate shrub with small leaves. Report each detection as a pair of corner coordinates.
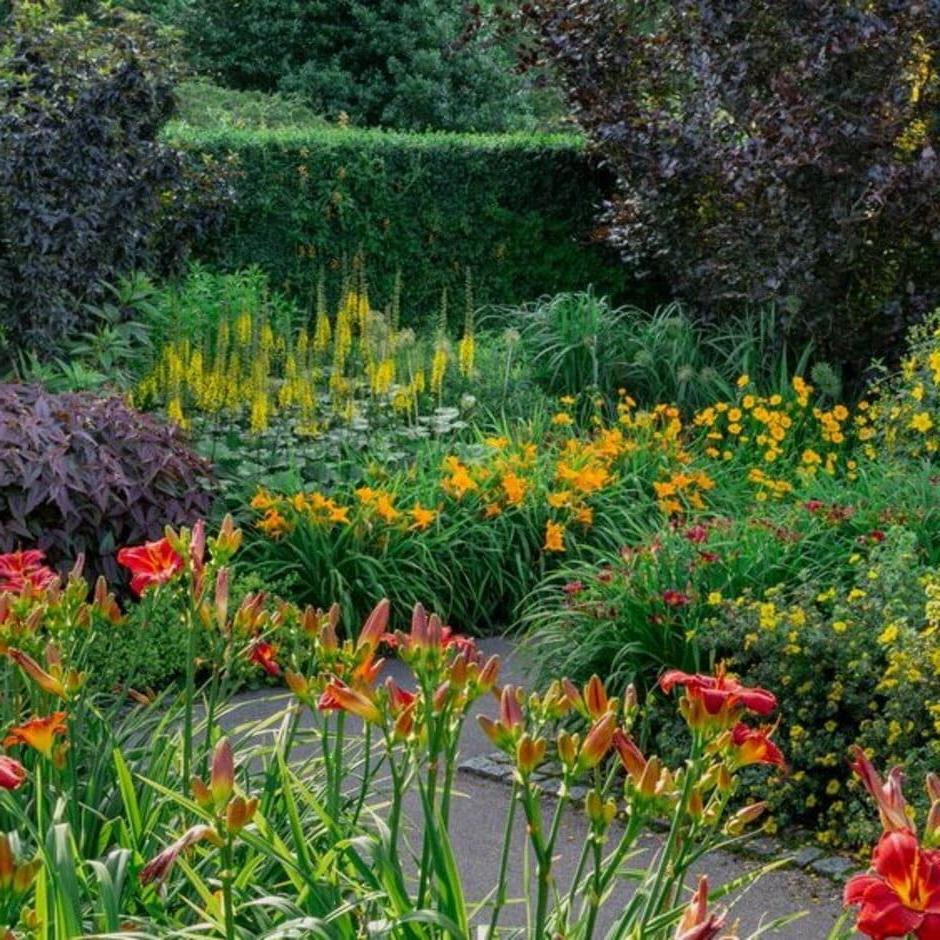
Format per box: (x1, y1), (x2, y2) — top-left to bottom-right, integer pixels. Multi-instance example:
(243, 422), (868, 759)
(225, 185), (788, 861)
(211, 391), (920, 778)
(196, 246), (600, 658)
(0, 384), (213, 585)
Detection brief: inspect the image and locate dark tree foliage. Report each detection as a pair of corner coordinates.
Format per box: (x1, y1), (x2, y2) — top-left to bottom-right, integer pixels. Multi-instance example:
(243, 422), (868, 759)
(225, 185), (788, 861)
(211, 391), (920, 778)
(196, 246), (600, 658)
(507, 0), (940, 368)
(172, 0), (534, 131)
(0, 2), (231, 356)
(0, 383), (213, 585)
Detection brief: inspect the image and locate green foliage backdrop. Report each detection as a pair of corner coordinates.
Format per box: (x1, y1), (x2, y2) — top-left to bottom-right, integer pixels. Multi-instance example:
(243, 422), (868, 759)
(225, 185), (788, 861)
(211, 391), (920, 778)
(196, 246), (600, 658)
(169, 124), (634, 317)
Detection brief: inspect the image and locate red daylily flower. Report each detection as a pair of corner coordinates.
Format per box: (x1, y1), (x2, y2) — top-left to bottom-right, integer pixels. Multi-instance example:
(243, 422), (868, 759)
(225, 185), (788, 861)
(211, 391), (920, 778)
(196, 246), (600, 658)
(660, 666), (776, 729)
(0, 550), (57, 595)
(0, 756), (26, 790)
(248, 641), (280, 677)
(684, 524), (710, 544)
(662, 589), (691, 608)
(845, 830), (940, 939)
(117, 538), (183, 596)
(730, 723), (786, 769)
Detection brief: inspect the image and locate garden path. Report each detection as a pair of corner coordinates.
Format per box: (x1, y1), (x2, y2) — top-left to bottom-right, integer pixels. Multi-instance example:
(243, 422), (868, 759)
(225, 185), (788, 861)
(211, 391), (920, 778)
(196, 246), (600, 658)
(225, 639), (853, 938)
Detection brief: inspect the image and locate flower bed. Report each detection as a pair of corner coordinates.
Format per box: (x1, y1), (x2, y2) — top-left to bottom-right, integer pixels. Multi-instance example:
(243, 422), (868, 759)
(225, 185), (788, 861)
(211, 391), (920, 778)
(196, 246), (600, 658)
(0, 520), (912, 938)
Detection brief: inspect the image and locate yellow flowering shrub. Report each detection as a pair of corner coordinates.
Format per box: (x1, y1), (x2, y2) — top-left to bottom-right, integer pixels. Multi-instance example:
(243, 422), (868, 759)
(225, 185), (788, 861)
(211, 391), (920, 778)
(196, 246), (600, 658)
(868, 308), (940, 459)
(690, 530), (940, 850)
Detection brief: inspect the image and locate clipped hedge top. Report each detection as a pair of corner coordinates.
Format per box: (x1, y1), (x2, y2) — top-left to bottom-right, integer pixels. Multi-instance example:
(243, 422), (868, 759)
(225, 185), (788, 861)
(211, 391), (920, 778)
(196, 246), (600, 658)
(165, 121), (587, 153)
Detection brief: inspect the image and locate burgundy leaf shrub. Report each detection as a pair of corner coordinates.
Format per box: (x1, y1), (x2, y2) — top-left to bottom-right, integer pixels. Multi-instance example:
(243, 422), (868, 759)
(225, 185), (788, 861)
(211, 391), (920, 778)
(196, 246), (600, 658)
(0, 384), (212, 584)
(509, 0), (940, 372)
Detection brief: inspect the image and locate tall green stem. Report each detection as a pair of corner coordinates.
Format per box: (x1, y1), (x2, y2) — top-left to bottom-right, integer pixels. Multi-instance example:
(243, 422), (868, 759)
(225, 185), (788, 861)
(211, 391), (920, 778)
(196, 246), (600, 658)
(182, 609), (197, 786)
(221, 837), (236, 940)
(486, 782), (518, 939)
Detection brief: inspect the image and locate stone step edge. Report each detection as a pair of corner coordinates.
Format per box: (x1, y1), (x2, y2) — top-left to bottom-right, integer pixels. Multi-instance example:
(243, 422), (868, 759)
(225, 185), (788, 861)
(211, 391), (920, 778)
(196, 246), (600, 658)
(458, 752), (861, 884)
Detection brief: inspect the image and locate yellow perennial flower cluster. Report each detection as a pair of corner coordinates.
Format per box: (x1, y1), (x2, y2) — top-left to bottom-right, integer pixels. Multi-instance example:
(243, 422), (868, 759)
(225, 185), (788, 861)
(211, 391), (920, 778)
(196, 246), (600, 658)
(136, 279), (477, 437)
(868, 310), (940, 458)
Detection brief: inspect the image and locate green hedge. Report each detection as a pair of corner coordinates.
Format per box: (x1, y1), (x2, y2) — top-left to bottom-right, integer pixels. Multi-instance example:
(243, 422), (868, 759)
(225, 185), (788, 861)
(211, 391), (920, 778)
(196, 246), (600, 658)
(169, 123), (634, 318)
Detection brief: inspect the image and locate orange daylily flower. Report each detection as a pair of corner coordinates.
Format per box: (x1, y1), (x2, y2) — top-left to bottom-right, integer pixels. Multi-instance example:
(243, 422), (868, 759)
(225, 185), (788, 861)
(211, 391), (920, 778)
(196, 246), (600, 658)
(318, 679), (382, 725)
(4, 712), (68, 756)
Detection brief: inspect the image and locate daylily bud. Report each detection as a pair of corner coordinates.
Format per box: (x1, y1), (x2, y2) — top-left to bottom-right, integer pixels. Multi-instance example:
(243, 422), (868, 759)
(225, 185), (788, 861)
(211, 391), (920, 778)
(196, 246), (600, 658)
(225, 796), (258, 834)
(427, 613), (444, 648)
(410, 603), (429, 647)
(285, 671), (309, 698)
(210, 738), (235, 807)
(724, 802), (767, 836)
(612, 729), (646, 782)
(215, 568), (230, 630)
(190, 519), (206, 571)
(562, 677), (585, 714)
(586, 790), (617, 828)
(584, 675), (609, 719)
(557, 730), (578, 769)
(516, 734), (546, 775)
(394, 707), (415, 741)
(500, 686), (524, 729)
(449, 654), (469, 689)
(717, 765), (733, 793)
(688, 788), (705, 820)
(0, 836), (12, 889)
(214, 514), (243, 558)
(192, 776), (212, 808)
(579, 713), (617, 770)
(477, 655), (500, 693)
(623, 683), (638, 715)
(358, 598), (391, 651)
(638, 755), (663, 798)
(478, 715), (504, 747)
(433, 681), (450, 712)
(8, 648), (67, 699)
(927, 773), (940, 804)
